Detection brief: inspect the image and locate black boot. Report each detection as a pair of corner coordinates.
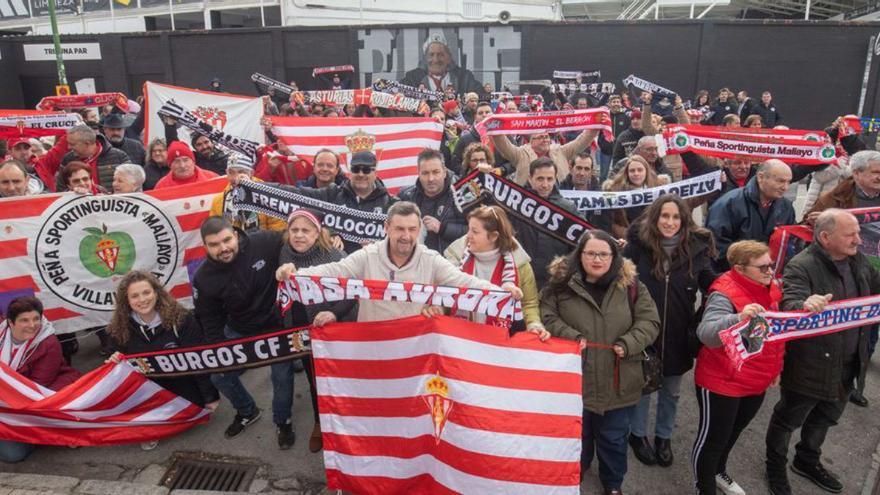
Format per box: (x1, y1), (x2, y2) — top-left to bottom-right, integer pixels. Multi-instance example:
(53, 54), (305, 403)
(654, 437), (673, 467)
(628, 434), (656, 465)
(766, 469), (792, 495)
(850, 390), (869, 407)
(791, 460), (843, 493)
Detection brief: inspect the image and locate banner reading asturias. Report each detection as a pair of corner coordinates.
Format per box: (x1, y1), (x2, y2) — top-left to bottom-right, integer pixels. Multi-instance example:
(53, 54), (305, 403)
(0, 178), (226, 333)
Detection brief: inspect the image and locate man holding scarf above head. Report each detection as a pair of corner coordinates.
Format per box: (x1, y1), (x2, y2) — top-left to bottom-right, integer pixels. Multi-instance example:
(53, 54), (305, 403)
(492, 119), (602, 186)
(765, 209), (880, 495)
(162, 114), (229, 175)
(276, 201), (523, 323)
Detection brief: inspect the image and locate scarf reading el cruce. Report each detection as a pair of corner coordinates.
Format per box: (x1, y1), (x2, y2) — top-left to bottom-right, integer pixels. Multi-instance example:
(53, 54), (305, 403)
(454, 249), (518, 329)
(719, 294), (880, 371)
(0, 317), (56, 372)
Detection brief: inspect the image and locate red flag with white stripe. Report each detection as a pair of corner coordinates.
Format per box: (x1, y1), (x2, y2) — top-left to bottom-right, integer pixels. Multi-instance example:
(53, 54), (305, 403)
(0, 361), (209, 446)
(269, 116), (443, 194)
(0, 178), (226, 333)
(312, 315), (583, 494)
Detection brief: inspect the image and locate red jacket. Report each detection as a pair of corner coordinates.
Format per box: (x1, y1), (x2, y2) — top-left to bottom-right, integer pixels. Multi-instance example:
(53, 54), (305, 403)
(17, 336), (80, 391)
(695, 270), (784, 397)
(154, 166), (219, 189)
(253, 145), (313, 186)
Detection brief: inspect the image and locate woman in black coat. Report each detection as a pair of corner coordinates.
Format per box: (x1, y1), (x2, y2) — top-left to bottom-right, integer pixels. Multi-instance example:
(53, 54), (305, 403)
(623, 194), (717, 468)
(107, 270), (219, 450)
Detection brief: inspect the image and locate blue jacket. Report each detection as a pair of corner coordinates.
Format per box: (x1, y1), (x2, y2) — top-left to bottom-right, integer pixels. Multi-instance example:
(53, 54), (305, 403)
(706, 176), (795, 271)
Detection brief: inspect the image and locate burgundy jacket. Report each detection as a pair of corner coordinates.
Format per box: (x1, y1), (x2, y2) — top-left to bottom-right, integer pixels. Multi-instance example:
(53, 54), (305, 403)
(16, 336), (81, 391)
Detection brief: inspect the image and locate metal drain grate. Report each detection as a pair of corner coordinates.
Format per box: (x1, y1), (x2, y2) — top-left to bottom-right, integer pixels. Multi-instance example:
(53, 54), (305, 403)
(165, 457), (258, 492)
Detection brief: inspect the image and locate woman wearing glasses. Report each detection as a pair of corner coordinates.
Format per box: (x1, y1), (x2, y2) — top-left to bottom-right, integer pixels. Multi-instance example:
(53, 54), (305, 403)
(691, 240), (783, 495)
(461, 142), (507, 177)
(624, 195), (717, 469)
(444, 205), (544, 335)
(541, 230), (659, 495)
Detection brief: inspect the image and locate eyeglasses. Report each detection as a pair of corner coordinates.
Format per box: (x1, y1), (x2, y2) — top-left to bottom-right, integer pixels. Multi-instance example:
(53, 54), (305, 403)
(744, 263), (774, 273)
(350, 165), (375, 175)
(582, 251), (613, 261)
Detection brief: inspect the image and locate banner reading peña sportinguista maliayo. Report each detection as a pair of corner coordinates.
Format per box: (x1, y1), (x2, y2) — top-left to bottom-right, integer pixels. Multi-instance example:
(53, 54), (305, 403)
(0, 178), (226, 333)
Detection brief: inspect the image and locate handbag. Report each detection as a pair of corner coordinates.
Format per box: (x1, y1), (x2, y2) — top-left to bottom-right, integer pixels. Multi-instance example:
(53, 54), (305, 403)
(627, 283), (663, 395)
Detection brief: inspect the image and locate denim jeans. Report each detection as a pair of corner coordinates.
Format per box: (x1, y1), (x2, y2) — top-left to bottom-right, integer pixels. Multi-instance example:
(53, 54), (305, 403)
(582, 405), (635, 490)
(209, 326), (258, 417)
(0, 440), (35, 463)
(210, 326), (297, 425)
(630, 374), (683, 439)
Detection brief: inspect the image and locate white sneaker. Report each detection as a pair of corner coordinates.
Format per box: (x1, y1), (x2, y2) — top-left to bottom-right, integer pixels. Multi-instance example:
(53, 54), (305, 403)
(715, 472), (746, 495)
(140, 440), (159, 451)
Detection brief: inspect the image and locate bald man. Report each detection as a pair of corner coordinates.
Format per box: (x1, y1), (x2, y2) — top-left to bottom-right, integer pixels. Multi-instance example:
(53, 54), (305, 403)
(766, 209), (880, 495)
(707, 159), (795, 271)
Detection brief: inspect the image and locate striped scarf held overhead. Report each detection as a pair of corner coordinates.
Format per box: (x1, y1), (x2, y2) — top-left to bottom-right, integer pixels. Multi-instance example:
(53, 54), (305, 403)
(455, 249), (518, 329)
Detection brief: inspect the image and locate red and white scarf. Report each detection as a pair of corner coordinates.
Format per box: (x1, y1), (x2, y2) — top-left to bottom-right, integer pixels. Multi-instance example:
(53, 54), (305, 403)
(0, 317), (56, 372)
(476, 108), (612, 140)
(455, 249), (518, 328)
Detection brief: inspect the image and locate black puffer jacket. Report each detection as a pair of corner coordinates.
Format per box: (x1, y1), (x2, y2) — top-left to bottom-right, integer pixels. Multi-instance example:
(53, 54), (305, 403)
(624, 226), (717, 376)
(193, 229), (285, 343)
(780, 243), (880, 401)
(707, 99), (738, 125)
(510, 184), (579, 288)
(281, 179), (396, 253)
(109, 137), (146, 166)
(110, 313), (219, 407)
(143, 160), (170, 191)
(397, 174), (467, 254)
(59, 134), (130, 191)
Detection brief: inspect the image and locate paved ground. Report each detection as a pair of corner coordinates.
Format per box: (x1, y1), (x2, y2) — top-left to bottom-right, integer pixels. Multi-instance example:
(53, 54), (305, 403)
(4, 183), (880, 494)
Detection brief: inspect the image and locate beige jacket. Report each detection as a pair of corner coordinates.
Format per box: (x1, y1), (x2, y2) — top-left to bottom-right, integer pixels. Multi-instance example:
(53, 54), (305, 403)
(493, 130), (595, 185)
(298, 239), (501, 322)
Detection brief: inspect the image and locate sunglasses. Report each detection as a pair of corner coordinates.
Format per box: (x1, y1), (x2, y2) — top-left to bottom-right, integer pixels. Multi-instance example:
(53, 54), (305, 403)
(350, 165), (375, 175)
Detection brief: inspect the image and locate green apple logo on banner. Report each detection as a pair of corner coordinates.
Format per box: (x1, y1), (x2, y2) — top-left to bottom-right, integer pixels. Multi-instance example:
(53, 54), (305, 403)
(79, 224), (136, 277)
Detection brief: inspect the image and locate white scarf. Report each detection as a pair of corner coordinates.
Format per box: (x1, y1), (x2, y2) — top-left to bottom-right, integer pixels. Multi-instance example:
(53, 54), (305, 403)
(0, 316), (56, 371)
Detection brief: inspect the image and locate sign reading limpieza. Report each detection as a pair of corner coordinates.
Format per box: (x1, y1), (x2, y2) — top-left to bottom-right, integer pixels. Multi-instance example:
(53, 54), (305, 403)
(34, 196), (179, 311)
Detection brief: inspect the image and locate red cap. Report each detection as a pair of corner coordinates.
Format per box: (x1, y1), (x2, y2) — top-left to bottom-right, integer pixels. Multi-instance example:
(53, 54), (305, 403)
(167, 141), (195, 163)
(631, 109), (642, 120)
(441, 100), (459, 114)
(7, 136), (30, 149)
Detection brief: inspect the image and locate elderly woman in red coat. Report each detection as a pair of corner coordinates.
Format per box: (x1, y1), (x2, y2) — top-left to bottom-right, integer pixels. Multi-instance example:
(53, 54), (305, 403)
(0, 296), (80, 463)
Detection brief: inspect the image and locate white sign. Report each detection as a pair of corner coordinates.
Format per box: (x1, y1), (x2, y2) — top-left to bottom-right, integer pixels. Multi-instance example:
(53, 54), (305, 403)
(23, 43), (102, 61)
(75, 78), (97, 94)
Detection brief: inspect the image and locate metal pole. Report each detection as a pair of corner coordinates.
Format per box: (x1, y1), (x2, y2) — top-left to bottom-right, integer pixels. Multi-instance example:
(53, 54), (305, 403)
(48, 0), (68, 86)
(858, 35), (874, 117)
(79, 0), (86, 32)
(169, 0), (175, 30)
(805, 0), (811, 19)
(690, 2), (695, 18)
(110, 0), (116, 32)
(260, 0), (265, 26)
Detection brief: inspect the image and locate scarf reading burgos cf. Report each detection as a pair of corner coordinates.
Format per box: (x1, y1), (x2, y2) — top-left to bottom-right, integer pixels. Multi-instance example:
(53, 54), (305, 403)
(720, 294), (880, 371)
(278, 276), (524, 323)
(231, 180), (388, 243)
(452, 171), (596, 247)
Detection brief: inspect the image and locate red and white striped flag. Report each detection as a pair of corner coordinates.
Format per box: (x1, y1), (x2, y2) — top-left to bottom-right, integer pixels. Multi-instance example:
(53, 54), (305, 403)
(312, 315), (583, 494)
(269, 116), (443, 194)
(0, 361), (210, 446)
(0, 178), (226, 333)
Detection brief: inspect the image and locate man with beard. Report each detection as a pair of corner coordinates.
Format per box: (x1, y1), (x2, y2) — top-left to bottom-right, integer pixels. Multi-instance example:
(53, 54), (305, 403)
(192, 216), (295, 447)
(162, 115), (229, 175)
(276, 201), (521, 322)
(101, 113), (145, 165)
(510, 157), (581, 287)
